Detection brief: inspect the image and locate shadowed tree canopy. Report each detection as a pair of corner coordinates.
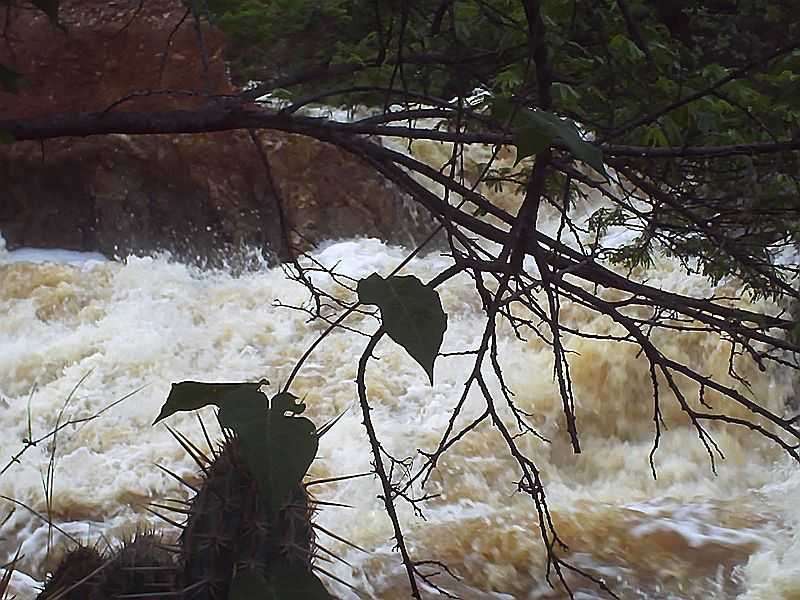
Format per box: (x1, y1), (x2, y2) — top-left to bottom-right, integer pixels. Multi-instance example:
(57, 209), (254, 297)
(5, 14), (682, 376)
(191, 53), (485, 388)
(3, 0), (800, 294)
(2, 0), (800, 597)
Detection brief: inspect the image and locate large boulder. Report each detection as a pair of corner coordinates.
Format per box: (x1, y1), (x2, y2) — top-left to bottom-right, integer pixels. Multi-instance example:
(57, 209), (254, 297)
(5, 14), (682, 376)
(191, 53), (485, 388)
(0, 0), (434, 261)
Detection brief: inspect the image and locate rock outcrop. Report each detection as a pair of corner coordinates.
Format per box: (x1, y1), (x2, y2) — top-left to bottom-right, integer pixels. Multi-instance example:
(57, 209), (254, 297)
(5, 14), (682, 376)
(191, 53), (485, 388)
(0, 0), (434, 261)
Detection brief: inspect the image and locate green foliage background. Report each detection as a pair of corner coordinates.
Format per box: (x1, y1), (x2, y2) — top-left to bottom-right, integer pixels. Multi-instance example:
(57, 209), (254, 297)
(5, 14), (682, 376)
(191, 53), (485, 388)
(199, 0), (800, 297)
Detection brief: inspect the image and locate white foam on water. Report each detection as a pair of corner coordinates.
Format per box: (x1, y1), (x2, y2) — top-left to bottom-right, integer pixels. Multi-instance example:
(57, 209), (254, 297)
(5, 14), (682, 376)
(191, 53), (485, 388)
(0, 238), (107, 267)
(0, 137), (798, 599)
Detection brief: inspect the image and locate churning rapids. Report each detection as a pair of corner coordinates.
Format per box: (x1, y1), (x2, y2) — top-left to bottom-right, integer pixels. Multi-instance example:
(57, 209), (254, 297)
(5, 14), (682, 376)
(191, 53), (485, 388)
(1, 138), (799, 600)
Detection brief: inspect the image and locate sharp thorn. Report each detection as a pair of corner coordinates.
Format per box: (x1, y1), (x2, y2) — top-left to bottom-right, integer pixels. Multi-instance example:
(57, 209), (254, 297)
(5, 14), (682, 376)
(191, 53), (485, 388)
(154, 464), (199, 493)
(165, 425), (210, 471)
(149, 502), (191, 515)
(197, 413), (216, 458)
(307, 499), (353, 508)
(143, 507), (185, 530)
(316, 408), (349, 437)
(312, 523), (368, 553)
(305, 471), (373, 488)
(313, 565), (363, 593)
(316, 543), (353, 567)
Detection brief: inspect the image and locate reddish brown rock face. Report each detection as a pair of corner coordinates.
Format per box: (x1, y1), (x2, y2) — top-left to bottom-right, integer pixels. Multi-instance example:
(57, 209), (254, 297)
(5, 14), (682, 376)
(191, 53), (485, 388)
(0, 0), (231, 116)
(0, 0), (434, 261)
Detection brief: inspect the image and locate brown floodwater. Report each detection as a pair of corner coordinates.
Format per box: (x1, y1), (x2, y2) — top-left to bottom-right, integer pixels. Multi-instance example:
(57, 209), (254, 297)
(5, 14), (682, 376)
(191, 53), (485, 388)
(0, 139), (798, 599)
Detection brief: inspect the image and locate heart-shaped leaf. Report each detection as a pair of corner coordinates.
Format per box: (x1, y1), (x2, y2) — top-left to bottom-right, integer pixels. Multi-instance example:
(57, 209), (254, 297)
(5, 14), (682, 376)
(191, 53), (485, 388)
(154, 381), (318, 517)
(357, 273), (447, 384)
(218, 390), (318, 517)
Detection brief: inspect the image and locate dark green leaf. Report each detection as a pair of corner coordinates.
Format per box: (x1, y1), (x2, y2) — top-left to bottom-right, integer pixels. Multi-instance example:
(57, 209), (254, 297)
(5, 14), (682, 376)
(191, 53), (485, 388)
(218, 390), (318, 517)
(513, 126), (552, 165)
(357, 273), (447, 384)
(154, 381), (318, 518)
(491, 99), (554, 164)
(0, 64), (25, 94)
(609, 34), (645, 62)
(523, 110), (608, 179)
(490, 97), (524, 127)
(0, 130), (14, 144)
(153, 380), (267, 424)
(491, 99), (607, 178)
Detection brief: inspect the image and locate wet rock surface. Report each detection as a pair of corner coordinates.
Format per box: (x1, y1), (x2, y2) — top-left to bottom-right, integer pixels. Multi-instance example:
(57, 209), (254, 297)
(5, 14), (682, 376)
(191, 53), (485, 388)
(0, 0), (436, 262)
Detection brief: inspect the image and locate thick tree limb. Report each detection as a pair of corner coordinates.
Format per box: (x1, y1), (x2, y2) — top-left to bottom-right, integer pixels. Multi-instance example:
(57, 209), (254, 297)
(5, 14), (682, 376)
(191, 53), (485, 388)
(1, 105), (795, 344)
(3, 106), (800, 160)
